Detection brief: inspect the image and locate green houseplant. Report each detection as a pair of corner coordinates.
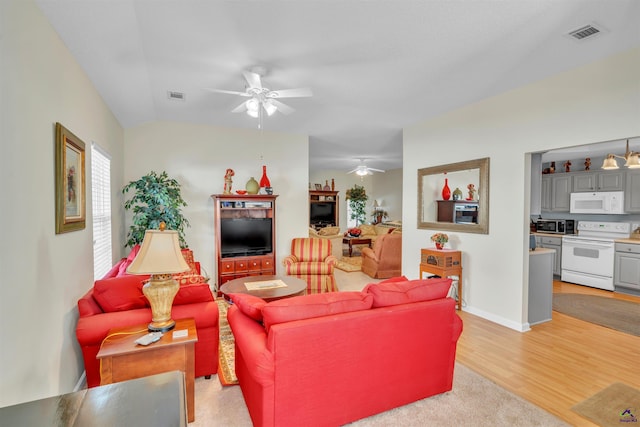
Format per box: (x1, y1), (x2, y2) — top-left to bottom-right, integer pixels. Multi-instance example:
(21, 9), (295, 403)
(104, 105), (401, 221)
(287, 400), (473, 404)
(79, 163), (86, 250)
(122, 171), (190, 248)
(346, 185), (368, 226)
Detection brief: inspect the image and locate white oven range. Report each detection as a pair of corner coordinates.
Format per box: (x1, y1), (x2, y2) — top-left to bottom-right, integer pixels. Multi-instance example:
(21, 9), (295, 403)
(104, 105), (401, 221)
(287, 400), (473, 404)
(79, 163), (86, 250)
(561, 221), (631, 291)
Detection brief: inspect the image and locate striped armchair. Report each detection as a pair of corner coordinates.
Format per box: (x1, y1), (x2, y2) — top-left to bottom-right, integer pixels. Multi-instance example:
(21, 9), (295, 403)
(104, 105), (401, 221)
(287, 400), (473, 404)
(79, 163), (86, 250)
(283, 238), (338, 293)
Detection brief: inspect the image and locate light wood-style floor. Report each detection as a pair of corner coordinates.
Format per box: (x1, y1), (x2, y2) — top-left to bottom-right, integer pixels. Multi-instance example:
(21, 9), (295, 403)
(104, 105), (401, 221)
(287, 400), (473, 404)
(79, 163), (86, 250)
(456, 281), (640, 427)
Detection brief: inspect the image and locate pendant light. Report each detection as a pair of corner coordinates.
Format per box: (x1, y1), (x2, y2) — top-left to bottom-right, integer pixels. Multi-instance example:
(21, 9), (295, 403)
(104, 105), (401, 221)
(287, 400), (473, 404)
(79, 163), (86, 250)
(601, 139), (640, 169)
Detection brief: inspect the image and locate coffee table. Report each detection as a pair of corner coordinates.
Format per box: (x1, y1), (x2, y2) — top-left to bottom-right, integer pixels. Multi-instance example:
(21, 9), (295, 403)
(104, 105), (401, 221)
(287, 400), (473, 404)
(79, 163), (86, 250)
(342, 236), (372, 257)
(96, 318), (197, 422)
(220, 275), (307, 301)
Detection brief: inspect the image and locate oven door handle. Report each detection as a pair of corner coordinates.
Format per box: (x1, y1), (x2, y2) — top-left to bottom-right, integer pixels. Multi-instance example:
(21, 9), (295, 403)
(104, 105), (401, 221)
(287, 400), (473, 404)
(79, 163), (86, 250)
(562, 238), (614, 250)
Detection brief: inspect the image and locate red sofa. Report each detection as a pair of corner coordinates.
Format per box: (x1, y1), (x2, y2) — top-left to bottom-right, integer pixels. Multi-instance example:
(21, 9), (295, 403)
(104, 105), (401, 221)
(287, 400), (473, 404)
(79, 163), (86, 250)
(227, 276), (463, 427)
(76, 248), (219, 388)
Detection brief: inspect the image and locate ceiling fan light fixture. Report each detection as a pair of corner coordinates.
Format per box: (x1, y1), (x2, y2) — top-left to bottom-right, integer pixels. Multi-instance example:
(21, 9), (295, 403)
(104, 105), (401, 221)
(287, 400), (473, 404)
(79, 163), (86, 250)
(356, 168), (369, 176)
(263, 100), (277, 116)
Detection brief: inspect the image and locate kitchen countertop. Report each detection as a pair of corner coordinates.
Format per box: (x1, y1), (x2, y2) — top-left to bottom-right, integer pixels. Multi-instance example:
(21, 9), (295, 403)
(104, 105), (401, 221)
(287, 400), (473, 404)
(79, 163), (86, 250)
(615, 238), (640, 244)
(530, 232), (568, 238)
(529, 247), (555, 255)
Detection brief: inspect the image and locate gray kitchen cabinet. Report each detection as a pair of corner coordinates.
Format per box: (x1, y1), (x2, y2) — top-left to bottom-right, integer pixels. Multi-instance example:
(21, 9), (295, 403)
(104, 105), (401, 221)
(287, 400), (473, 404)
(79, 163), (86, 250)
(572, 170), (625, 192)
(537, 235), (562, 276)
(540, 175), (551, 211)
(529, 248), (554, 325)
(625, 170), (640, 213)
(614, 242), (640, 295)
(543, 175), (571, 212)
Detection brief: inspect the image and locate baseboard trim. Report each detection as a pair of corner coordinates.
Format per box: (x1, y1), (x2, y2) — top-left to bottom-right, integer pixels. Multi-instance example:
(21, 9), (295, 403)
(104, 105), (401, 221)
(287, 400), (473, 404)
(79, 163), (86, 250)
(73, 372), (87, 392)
(463, 305), (530, 332)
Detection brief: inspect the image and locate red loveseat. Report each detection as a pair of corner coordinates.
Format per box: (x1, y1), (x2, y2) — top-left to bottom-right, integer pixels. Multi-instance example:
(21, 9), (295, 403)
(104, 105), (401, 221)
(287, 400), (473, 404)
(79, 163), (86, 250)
(76, 248), (219, 388)
(227, 276), (463, 427)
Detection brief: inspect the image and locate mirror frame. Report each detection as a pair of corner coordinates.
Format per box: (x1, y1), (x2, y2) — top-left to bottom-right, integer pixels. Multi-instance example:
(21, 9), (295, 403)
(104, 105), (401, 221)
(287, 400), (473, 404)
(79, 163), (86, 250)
(417, 157), (490, 234)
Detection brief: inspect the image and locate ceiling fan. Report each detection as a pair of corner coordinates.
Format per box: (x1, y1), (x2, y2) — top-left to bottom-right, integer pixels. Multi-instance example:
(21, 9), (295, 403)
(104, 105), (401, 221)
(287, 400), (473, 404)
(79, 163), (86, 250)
(207, 69), (312, 121)
(348, 160), (385, 176)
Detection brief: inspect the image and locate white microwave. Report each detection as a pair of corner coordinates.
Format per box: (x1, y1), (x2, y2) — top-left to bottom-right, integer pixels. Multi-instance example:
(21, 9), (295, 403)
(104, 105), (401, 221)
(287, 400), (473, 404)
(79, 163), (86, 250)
(569, 191), (625, 214)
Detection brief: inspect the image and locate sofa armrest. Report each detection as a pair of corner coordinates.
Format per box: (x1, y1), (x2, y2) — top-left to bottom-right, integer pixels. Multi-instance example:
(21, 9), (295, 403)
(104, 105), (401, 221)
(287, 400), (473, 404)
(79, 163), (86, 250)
(227, 305), (275, 386)
(324, 255), (337, 266)
(361, 247), (377, 261)
(282, 255), (299, 266)
(101, 258), (127, 279)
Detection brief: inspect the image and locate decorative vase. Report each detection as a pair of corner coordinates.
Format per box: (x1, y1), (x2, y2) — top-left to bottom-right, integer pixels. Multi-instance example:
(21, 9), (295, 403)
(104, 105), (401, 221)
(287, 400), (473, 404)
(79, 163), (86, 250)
(323, 180), (331, 191)
(331, 178), (335, 191)
(259, 165), (271, 188)
(453, 187), (463, 201)
(442, 178), (451, 201)
(246, 177), (259, 194)
(435, 242), (444, 250)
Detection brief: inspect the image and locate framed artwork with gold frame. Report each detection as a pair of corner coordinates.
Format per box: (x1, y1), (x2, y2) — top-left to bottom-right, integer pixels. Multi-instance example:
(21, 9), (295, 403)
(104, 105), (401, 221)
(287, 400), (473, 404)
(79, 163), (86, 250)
(55, 122), (86, 233)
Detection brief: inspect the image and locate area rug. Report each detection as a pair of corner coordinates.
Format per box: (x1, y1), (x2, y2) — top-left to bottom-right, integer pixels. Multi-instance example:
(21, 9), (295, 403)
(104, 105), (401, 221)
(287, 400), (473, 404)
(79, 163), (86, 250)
(552, 293), (640, 337)
(335, 256), (363, 272)
(215, 298), (238, 386)
(571, 382), (640, 427)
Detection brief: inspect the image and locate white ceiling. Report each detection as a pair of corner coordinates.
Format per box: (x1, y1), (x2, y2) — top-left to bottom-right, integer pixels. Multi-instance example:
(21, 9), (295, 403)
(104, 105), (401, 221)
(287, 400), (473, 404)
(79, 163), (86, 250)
(35, 1), (640, 173)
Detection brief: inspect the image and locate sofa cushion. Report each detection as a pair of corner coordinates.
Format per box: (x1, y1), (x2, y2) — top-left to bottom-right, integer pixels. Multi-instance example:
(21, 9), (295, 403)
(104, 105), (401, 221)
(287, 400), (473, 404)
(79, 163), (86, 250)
(359, 224), (376, 236)
(262, 292), (373, 332)
(229, 293), (267, 322)
(363, 277), (452, 307)
(173, 283), (214, 305)
(93, 275), (148, 312)
(318, 226), (340, 236)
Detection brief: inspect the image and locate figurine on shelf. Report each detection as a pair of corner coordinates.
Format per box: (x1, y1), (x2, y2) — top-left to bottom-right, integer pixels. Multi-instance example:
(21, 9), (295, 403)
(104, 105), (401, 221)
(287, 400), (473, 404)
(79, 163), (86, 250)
(584, 158), (591, 171)
(549, 161), (556, 173)
(563, 160), (572, 173)
(223, 168), (234, 194)
(466, 183), (476, 201)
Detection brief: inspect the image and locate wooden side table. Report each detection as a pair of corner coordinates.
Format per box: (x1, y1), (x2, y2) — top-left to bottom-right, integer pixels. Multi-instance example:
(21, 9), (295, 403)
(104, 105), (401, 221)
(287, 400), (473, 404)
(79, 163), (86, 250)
(97, 318), (198, 422)
(420, 248), (462, 310)
(342, 236), (372, 257)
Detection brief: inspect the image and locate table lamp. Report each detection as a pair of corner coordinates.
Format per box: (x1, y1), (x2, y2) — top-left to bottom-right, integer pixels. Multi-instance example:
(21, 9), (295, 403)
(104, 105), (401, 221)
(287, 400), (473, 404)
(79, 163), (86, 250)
(127, 223), (190, 332)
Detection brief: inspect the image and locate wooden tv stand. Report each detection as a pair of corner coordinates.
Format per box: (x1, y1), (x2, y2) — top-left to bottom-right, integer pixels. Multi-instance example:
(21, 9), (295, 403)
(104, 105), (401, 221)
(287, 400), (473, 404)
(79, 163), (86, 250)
(211, 194), (278, 292)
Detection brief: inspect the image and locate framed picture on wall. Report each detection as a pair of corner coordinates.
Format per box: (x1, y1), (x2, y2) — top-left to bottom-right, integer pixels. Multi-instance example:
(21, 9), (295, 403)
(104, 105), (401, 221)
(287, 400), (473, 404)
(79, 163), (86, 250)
(55, 122), (86, 234)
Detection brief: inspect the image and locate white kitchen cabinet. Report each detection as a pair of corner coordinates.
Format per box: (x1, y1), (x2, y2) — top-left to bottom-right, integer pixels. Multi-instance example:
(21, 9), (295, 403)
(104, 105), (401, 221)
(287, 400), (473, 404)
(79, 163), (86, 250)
(624, 170), (640, 213)
(572, 170), (625, 192)
(614, 242), (640, 295)
(537, 235), (562, 276)
(541, 175), (571, 212)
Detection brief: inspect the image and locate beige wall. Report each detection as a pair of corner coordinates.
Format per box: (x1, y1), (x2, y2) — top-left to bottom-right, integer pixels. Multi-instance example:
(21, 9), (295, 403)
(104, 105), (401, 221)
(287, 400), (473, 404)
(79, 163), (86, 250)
(124, 122), (309, 279)
(0, 1), (125, 407)
(404, 47), (640, 330)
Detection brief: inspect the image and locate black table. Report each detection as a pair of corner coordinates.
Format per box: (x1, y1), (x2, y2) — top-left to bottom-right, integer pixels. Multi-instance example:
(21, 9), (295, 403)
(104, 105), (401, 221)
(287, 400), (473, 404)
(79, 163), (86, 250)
(0, 371), (187, 426)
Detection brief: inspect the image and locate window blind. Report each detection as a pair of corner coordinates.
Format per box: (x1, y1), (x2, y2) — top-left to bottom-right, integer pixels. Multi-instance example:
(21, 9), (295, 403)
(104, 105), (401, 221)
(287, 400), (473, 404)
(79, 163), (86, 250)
(91, 143), (112, 280)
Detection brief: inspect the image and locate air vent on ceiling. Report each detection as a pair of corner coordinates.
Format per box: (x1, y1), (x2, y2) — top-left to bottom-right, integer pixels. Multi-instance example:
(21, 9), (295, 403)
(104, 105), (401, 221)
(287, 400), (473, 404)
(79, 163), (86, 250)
(567, 23), (604, 41)
(167, 91), (185, 101)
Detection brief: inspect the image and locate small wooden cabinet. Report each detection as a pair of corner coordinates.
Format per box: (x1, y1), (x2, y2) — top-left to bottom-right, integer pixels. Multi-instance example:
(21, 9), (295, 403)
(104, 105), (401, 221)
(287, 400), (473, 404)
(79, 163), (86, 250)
(419, 248), (462, 310)
(211, 194), (277, 290)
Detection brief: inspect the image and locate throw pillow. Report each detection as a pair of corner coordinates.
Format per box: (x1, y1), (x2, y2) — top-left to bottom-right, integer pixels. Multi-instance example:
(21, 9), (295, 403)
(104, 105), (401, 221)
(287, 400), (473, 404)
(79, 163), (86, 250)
(229, 293), (267, 322)
(262, 292), (373, 332)
(93, 275), (148, 312)
(359, 224), (376, 236)
(172, 272), (207, 286)
(318, 226), (340, 236)
(173, 283), (214, 305)
(363, 277), (452, 307)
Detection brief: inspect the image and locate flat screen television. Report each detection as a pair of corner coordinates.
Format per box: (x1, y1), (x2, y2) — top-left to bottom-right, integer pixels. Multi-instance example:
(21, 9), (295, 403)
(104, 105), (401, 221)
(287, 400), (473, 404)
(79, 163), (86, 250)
(220, 218), (272, 257)
(310, 202), (335, 225)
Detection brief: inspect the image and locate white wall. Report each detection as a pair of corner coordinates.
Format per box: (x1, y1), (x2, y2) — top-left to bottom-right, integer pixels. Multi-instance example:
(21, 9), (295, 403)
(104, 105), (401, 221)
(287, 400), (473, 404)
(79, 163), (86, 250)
(403, 47), (640, 330)
(124, 122), (309, 282)
(0, 1), (125, 407)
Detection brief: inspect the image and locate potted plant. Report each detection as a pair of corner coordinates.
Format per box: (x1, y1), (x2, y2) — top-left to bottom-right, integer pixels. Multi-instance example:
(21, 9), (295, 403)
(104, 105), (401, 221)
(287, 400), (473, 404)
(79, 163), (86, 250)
(430, 232), (449, 250)
(122, 171), (190, 248)
(346, 185), (368, 226)
(371, 209), (388, 224)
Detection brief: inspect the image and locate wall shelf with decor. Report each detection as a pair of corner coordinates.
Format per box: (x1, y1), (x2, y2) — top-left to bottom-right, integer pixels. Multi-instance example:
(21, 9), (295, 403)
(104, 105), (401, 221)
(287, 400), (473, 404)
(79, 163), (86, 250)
(309, 190), (339, 228)
(211, 194), (278, 291)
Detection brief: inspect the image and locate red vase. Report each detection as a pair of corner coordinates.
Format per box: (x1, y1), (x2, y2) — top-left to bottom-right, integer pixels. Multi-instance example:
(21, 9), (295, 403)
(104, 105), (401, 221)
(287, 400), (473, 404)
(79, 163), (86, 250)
(442, 178), (451, 200)
(259, 165), (271, 188)
(435, 242), (443, 250)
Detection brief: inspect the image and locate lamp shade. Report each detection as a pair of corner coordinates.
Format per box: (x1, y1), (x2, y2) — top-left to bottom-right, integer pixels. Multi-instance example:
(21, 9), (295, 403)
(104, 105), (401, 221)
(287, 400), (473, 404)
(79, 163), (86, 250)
(625, 153), (640, 168)
(601, 155), (619, 170)
(127, 229), (190, 275)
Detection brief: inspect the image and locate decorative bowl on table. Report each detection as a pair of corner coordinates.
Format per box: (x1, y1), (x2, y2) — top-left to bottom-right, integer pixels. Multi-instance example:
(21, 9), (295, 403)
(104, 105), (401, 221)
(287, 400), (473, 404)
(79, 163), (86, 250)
(236, 190), (247, 195)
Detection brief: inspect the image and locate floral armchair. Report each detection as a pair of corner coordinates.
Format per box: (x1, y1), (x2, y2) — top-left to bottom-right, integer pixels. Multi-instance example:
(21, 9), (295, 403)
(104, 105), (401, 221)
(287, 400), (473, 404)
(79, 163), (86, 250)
(283, 238), (338, 293)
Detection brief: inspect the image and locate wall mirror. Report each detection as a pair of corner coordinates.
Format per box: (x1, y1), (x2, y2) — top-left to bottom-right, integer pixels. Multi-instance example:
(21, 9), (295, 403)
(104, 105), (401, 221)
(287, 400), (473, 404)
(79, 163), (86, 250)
(418, 157), (490, 234)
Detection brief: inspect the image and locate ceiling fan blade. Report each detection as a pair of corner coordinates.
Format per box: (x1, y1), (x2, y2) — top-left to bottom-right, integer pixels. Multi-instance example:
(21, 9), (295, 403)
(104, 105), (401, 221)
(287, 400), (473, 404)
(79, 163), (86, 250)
(271, 99), (295, 115)
(231, 101), (247, 113)
(267, 87), (313, 98)
(205, 88), (250, 97)
(242, 71), (262, 90)
(369, 167), (385, 173)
